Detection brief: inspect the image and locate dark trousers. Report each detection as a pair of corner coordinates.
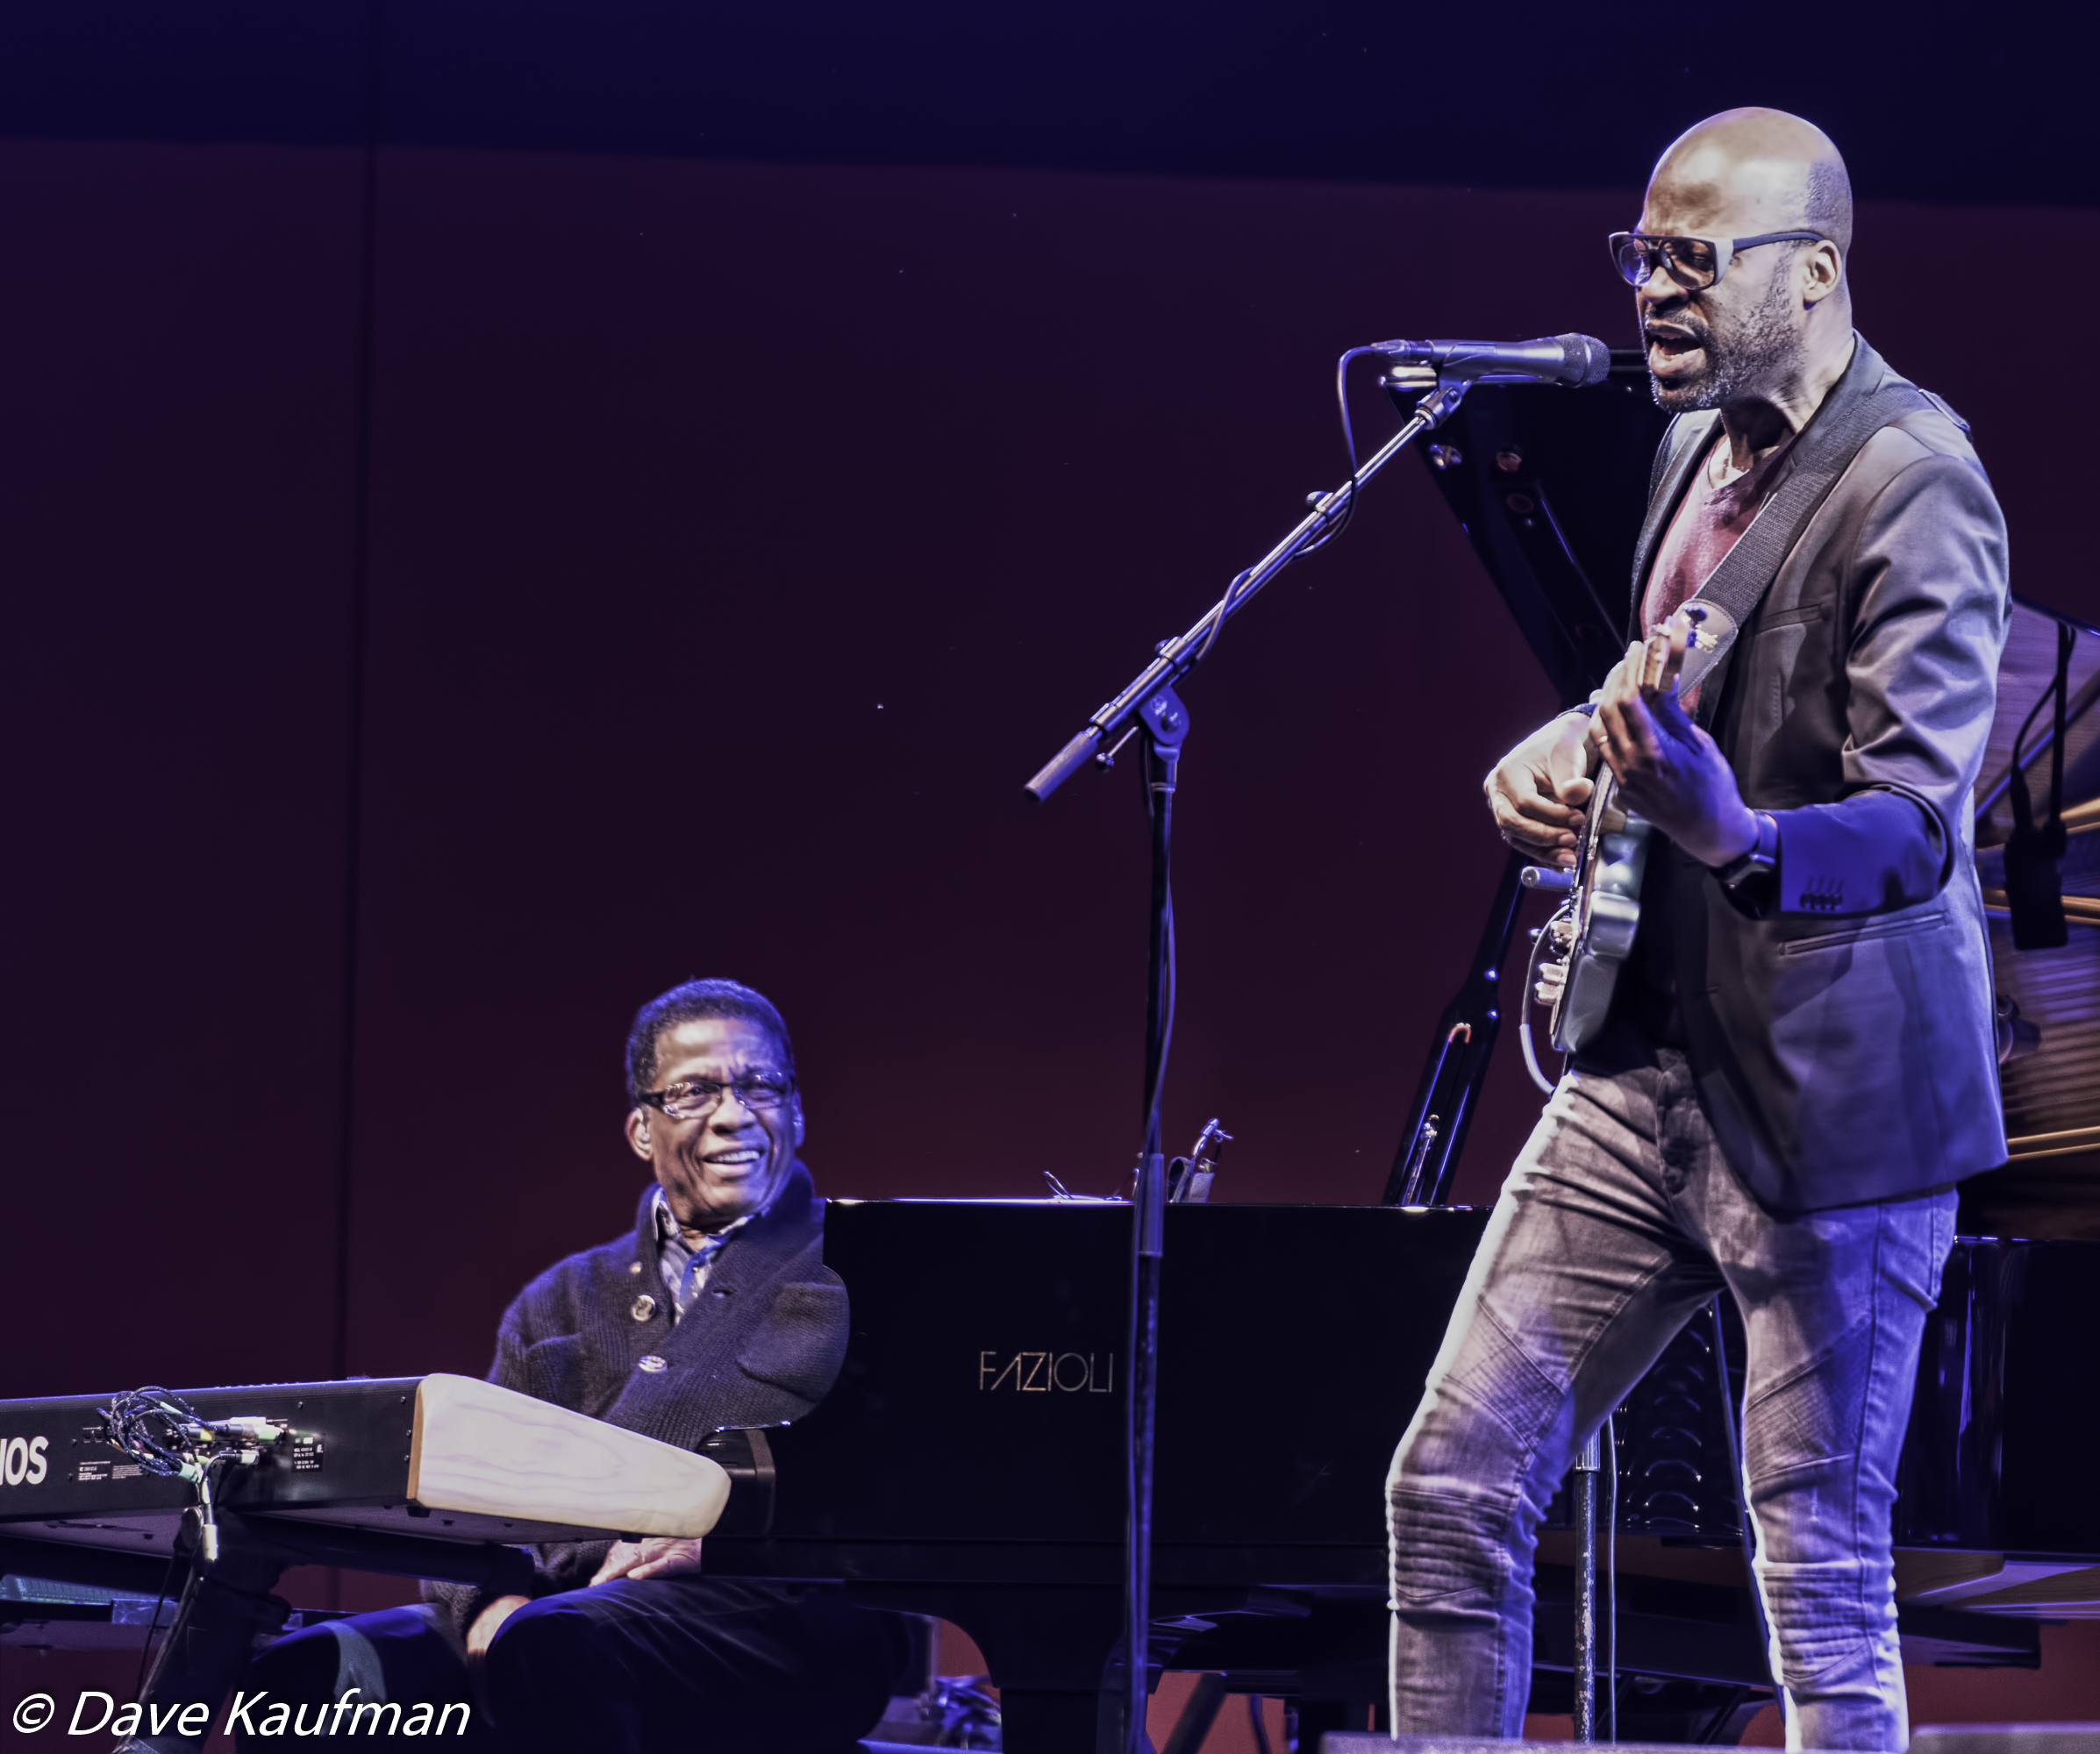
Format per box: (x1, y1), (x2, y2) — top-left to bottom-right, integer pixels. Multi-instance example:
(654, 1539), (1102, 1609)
(236, 1579), (911, 1752)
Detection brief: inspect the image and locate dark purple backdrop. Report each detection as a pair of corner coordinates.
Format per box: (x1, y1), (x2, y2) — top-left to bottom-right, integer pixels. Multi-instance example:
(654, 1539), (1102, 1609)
(4, 146), (2098, 1652)
(6, 130), (2099, 1740)
(6, 144), (2095, 1397)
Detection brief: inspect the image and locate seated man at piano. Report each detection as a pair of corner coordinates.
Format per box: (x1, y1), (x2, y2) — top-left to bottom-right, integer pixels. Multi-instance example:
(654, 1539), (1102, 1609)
(1386, 111), (2008, 1750)
(242, 978), (910, 1751)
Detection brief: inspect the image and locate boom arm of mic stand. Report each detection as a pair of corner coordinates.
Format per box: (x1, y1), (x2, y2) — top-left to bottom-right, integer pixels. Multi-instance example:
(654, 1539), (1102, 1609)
(1024, 372), (1468, 802)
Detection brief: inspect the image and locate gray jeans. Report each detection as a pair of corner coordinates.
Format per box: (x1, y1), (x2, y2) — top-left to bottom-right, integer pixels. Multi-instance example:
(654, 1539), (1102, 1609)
(1386, 1051), (1955, 1752)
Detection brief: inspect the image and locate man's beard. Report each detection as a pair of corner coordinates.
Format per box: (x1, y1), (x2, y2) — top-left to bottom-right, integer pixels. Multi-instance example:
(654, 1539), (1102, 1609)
(1650, 263), (1801, 412)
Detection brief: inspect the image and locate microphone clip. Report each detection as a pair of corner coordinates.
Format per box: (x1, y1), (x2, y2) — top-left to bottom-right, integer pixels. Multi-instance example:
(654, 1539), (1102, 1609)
(1379, 365), (1471, 430)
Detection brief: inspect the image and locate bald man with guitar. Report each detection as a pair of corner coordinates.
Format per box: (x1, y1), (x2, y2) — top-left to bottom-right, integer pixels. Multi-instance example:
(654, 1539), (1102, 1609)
(1385, 108), (2009, 1751)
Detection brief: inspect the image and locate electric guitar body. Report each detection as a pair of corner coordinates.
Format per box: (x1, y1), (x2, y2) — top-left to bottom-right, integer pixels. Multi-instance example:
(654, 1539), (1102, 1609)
(1548, 771), (1653, 1054)
(1542, 603), (1737, 1057)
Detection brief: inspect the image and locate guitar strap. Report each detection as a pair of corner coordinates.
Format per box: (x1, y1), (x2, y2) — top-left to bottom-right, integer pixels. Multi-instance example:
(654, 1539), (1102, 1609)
(1641, 338), (1938, 729)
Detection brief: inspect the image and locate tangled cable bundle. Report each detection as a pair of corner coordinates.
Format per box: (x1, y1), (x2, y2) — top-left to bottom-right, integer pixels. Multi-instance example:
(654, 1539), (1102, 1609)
(102, 1386), (214, 1483)
(101, 1386), (285, 1562)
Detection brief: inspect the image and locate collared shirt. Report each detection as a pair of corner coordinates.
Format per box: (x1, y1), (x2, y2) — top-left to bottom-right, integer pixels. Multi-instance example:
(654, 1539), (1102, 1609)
(650, 1187), (761, 1322)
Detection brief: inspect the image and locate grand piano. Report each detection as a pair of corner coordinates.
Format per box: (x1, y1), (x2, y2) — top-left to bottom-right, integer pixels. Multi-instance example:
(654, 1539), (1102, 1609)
(7, 361), (2097, 1754)
(700, 363), (2100, 1750)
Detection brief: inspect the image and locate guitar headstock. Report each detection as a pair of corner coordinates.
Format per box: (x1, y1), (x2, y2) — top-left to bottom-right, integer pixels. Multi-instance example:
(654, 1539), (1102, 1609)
(1639, 603), (1707, 700)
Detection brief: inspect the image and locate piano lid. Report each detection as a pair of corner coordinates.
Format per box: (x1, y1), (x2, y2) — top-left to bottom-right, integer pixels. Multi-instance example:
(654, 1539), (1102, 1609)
(1403, 349), (1668, 709)
(1410, 368), (2100, 1238)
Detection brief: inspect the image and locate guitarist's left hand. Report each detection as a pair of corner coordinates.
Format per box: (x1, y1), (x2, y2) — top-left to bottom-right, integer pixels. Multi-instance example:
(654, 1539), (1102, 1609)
(1590, 640), (1760, 869)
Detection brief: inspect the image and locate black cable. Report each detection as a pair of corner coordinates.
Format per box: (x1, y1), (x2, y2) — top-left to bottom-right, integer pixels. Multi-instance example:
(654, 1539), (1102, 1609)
(1138, 747), (1178, 1159)
(104, 1387), (208, 1479)
(2010, 620), (2076, 851)
(1304, 344), (1385, 557)
(2051, 622), (2073, 832)
(2005, 624), (2073, 840)
(1125, 744), (1178, 1754)
(131, 1548), (182, 1706)
(1190, 341), (1387, 669)
(1190, 567), (1254, 665)
(2009, 638), (2064, 776)
(104, 1386), (245, 1710)
(1519, 906), (1573, 1096)
(1248, 1695), (1274, 1754)
(132, 1555), (212, 1717)
(1290, 467), (1359, 559)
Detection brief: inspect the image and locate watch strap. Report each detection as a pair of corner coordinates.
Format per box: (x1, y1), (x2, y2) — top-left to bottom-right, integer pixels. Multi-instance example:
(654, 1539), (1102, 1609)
(1715, 810), (1779, 891)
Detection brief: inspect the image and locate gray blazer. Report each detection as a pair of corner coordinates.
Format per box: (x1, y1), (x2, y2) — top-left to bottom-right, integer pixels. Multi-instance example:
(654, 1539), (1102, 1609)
(1638, 335), (2011, 1213)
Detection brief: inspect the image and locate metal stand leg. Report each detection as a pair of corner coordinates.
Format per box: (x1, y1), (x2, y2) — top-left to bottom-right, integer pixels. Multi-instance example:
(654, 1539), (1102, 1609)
(1123, 688), (1185, 1754)
(1572, 1430), (1601, 1743)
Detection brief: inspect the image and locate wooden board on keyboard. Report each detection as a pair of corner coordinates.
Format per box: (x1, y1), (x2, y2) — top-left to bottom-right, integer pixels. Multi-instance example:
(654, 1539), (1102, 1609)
(0, 1374), (728, 1560)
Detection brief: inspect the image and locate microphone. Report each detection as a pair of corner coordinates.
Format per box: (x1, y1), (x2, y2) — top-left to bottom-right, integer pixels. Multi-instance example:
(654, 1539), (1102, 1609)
(1370, 332), (1611, 388)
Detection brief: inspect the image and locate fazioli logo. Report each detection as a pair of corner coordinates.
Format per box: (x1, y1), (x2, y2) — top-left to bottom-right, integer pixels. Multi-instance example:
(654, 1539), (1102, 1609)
(976, 1351), (1114, 1393)
(2, 1436), (50, 1486)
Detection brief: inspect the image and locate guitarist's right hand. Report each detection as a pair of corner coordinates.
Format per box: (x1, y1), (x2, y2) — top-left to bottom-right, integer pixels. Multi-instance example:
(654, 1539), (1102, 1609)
(1483, 709), (1595, 867)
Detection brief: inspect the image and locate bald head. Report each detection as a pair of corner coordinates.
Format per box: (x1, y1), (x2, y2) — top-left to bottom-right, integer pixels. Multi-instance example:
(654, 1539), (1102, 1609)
(1633, 108), (1856, 431)
(1647, 107), (1853, 254)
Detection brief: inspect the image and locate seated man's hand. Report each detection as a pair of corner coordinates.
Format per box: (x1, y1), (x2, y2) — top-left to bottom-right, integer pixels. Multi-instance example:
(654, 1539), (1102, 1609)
(590, 1537), (705, 1586)
(466, 1594), (531, 1663)
(1484, 710), (1596, 867)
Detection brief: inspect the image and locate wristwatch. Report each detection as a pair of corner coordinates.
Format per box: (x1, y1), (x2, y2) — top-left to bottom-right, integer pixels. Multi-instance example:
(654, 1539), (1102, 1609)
(1713, 810), (1779, 904)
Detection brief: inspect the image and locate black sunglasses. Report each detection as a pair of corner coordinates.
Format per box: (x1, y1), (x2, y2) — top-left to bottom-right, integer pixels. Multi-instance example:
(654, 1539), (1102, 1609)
(1608, 229), (1831, 292)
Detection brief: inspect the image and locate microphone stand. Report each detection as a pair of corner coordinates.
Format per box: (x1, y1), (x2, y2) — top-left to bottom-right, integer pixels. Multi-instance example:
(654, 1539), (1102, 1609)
(1023, 366), (1472, 1754)
(1024, 367), (1467, 804)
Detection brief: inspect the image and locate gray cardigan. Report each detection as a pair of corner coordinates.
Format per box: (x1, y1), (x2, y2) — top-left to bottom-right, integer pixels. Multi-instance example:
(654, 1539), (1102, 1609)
(425, 1164), (847, 1633)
